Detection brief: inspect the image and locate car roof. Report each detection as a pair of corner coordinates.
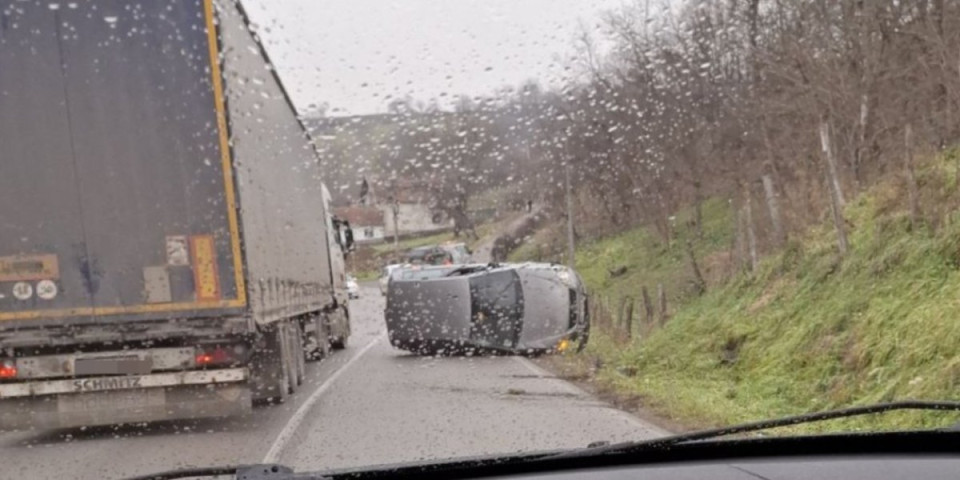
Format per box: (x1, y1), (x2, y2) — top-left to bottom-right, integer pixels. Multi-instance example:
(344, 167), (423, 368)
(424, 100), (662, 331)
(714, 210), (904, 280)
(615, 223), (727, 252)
(390, 263), (567, 281)
(394, 263), (459, 272)
(392, 264), (462, 280)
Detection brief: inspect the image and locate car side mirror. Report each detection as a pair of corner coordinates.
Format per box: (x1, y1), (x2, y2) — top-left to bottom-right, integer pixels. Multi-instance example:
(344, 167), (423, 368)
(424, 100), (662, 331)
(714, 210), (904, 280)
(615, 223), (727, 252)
(344, 226), (355, 252)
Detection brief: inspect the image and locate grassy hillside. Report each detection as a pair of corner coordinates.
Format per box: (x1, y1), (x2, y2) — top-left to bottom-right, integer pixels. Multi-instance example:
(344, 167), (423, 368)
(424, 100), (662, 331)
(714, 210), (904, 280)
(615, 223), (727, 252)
(574, 198), (733, 304)
(541, 150), (960, 433)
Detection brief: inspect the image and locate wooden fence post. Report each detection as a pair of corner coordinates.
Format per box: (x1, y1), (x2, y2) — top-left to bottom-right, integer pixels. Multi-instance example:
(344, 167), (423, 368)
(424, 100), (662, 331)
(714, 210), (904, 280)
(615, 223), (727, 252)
(641, 286), (654, 325)
(904, 124), (921, 229)
(686, 238), (706, 295)
(736, 207), (746, 270)
(744, 187), (759, 272)
(624, 299), (634, 339)
(819, 121), (849, 256)
(618, 296), (629, 336)
(657, 283), (668, 325)
(819, 121), (846, 207)
(762, 174), (785, 246)
(596, 296), (608, 332)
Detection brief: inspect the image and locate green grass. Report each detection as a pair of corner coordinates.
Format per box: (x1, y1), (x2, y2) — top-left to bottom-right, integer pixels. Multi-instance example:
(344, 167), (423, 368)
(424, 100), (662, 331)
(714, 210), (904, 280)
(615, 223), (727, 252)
(575, 198), (733, 303)
(507, 223), (564, 263)
(556, 151), (960, 434)
(353, 270), (379, 282)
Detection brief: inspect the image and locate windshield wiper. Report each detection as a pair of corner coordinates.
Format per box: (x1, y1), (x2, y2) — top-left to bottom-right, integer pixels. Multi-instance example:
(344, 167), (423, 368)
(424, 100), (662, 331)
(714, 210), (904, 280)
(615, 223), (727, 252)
(126, 463), (326, 480)
(126, 465), (238, 480)
(545, 400), (960, 460)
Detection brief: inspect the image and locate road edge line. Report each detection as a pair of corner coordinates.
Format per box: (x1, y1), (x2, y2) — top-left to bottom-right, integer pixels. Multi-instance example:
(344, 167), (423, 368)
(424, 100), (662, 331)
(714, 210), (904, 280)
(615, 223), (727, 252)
(263, 334), (383, 463)
(514, 357), (671, 436)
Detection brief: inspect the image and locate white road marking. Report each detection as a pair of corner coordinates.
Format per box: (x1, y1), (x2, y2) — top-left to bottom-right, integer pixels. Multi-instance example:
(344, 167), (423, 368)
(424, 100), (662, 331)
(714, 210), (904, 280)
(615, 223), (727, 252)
(263, 334), (384, 463)
(514, 357), (671, 436)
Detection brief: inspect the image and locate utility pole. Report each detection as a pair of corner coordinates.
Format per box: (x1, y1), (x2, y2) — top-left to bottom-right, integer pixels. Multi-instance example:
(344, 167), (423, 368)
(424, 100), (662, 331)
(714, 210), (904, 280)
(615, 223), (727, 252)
(392, 200), (400, 256)
(389, 178), (400, 259)
(565, 162), (575, 268)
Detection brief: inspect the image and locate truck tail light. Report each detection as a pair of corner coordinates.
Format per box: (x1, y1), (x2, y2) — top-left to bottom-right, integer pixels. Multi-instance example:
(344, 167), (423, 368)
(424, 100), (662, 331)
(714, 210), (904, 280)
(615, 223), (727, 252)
(0, 359), (17, 379)
(195, 345), (248, 368)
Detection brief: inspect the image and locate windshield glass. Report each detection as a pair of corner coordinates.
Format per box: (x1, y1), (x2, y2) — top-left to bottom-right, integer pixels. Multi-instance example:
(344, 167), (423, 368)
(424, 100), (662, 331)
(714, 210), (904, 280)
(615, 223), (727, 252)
(2, 0), (960, 478)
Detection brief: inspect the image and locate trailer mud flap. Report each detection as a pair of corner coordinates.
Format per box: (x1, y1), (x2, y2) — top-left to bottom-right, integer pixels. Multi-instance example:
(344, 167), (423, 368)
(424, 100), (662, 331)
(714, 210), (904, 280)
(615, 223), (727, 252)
(0, 384), (251, 431)
(58, 387), (165, 415)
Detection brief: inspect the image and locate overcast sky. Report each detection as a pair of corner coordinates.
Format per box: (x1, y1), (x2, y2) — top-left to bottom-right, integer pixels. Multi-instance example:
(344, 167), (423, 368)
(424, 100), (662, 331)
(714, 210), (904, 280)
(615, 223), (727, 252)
(241, 0), (628, 116)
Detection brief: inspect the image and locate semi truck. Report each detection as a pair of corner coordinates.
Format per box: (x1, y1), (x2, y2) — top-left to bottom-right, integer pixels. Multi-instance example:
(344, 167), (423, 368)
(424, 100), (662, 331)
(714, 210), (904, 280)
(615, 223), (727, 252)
(0, 0), (353, 429)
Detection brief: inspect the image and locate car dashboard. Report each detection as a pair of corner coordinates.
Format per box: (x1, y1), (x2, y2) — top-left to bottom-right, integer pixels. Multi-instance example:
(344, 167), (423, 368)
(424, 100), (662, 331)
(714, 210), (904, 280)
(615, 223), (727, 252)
(311, 430), (960, 480)
(483, 455), (960, 480)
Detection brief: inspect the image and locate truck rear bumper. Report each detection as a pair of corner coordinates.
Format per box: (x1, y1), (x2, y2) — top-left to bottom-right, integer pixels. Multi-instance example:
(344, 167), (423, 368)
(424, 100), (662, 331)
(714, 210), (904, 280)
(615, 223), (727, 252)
(0, 368), (251, 431)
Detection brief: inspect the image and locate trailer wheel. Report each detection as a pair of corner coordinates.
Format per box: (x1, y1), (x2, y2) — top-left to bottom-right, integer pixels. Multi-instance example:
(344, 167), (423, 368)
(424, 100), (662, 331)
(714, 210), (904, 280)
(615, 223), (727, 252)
(330, 306), (350, 350)
(330, 336), (348, 349)
(306, 313), (331, 361)
(251, 326), (291, 405)
(282, 323), (298, 394)
(292, 321), (306, 386)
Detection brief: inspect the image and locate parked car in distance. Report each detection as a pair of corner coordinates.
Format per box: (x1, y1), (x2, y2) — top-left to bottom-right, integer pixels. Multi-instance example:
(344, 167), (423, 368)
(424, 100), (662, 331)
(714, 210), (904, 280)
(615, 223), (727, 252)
(346, 274), (360, 299)
(380, 264), (403, 296)
(440, 241), (473, 264)
(385, 263), (589, 356)
(405, 246), (453, 266)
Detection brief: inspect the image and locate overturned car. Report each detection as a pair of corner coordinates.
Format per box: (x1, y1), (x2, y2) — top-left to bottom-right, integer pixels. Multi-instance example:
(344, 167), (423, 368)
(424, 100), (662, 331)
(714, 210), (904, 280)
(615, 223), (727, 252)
(384, 263), (589, 355)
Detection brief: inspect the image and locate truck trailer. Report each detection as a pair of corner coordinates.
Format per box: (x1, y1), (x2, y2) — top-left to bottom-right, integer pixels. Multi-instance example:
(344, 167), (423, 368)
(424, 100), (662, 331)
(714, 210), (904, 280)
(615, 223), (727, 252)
(0, 0), (352, 429)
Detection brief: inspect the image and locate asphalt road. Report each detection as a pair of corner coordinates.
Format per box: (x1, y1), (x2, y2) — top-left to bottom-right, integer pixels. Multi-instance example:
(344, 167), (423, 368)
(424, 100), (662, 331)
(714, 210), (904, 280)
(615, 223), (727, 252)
(0, 285), (665, 479)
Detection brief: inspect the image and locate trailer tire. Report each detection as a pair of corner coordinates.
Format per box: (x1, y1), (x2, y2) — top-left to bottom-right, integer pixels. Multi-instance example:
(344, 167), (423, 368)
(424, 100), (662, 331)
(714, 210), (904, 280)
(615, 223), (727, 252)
(251, 327), (291, 405)
(330, 336), (348, 350)
(306, 313), (331, 361)
(282, 323), (298, 394)
(330, 306), (350, 350)
(293, 321), (306, 386)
